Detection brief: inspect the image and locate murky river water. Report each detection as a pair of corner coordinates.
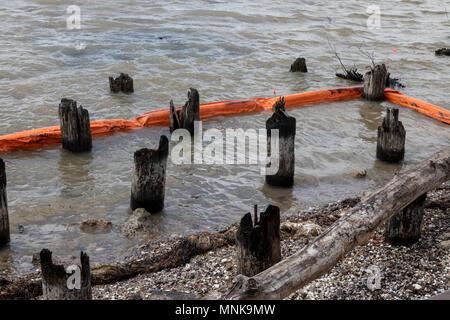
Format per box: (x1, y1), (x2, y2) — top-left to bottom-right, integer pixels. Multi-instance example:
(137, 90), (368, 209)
(0, 0), (449, 274)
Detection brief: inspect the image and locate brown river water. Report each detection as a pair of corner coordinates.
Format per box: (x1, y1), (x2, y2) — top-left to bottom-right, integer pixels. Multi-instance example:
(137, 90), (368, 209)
(0, 0), (449, 274)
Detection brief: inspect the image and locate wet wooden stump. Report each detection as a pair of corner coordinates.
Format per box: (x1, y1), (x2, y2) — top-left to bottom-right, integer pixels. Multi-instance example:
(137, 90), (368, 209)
(109, 73), (134, 93)
(58, 99), (92, 153)
(376, 108), (405, 163)
(182, 88), (200, 135)
(0, 159), (9, 247)
(363, 64), (389, 101)
(169, 99), (182, 133)
(385, 193), (427, 246)
(169, 88), (200, 135)
(236, 205), (281, 277)
(130, 135), (169, 213)
(377, 108), (424, 246)
(266, 97), (296, 187)
(290, 57), (308, 72)
(435, 48), (450, 56)
(40, 249), (91, 300)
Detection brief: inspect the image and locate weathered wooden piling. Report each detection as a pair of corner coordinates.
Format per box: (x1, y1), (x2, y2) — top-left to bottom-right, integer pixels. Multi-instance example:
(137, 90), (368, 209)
(266, 97), (296, 187)
(169, 99), (181, 133)
(169, 88), (200, 135)
(376, 108), (405, 163)
(40, 249), (91, 300)
(130, 135), (169, 213)
(0, 158), (10, 247)
(435, 48), (450, 56)
(109, 73), (134, 93)
(290, 57), (308, 72)
(58, 99), (92, 153)
(363, 64), (389, 101)
(182, 88), (200, 135)
(236, 205), (281, 277)
(377, 108), (424, 246)
(385, 193), (427, 246)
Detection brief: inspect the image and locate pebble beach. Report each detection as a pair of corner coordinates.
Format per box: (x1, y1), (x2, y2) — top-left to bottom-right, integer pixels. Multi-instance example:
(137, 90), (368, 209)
(91, 182), (449, 300)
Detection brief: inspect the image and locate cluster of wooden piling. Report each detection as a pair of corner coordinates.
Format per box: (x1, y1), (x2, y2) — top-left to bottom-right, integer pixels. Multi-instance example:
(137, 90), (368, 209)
(0, 63), (440, 300)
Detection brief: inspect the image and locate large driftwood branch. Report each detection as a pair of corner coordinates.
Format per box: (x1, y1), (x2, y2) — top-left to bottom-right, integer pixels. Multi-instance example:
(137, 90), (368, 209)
(224, 147), (450, 300)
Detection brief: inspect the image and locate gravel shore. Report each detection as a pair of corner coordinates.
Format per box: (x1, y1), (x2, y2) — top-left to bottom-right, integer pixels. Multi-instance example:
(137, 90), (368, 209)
(92, 182), (449, 300)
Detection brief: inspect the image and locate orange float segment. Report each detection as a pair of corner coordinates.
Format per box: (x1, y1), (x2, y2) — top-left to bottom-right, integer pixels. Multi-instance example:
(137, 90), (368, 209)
(0, 86), (447, 152)
(384, 89), (450, 124)
(0, 125), (60, 152)
(271, 86), (364, 110)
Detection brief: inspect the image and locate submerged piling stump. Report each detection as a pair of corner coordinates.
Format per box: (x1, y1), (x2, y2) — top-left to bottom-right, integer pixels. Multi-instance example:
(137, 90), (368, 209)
(435, 48), (450, 56)
(109, 73), (134, 93)
(385, 193), (427, 246)
(236, 205), (281, 277)
(377, 108), (424, 246)
(182, 88), (200, 136)
(169, 99), (181, 133)
(363, 64), (389, 101)
(0, 159), (9, 247)
(58, 99), (92, 153)
(130, 135), (169, 213)
(40, 249), (92, 300)
(169, 88), (200, 135)
(266, 97), (296, 187)
(376, 108), (405, 163)
(290, 57), (308, 72)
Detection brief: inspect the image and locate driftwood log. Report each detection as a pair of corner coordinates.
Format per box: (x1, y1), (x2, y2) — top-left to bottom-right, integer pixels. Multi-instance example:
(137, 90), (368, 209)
(130, 135), (169, 213)
(169, 88), (200, 135)
(363, 64), (389, 101)
(0, 158), (9, 246)
(290, 58), (308, 72)
(266, 97), (296, 187)
(376, 108), (405, 163)
(109, 73), (134, 93)
(58, 98), (92, 153)
(223, 147), (450, 300)
(40, 249), (91, 300)
(236, 205), (281, 277)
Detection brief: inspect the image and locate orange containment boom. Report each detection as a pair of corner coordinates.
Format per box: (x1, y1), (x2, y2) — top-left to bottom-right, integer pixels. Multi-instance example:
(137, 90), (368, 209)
(0, 86), (448, 152)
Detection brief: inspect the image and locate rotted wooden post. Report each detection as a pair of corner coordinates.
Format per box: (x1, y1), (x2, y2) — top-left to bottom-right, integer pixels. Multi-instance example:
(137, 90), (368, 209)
(130, 135), (169, 213)
(385, 194), (427, 246)
(266, 97), (296, 187)
(376, 108), (405, 163)
(58, 99), (92, 153)
(0, 159), (10, 247)
(40, 249), (91, 300)
(290, 57), (308, 72)
(169, 100), (182, 133)
(377, 108), (425, 246)
(363, 64), (389, 101)
(169, 88), (200, 135)
(109, 73), (134, 93)
(236, 205), (281, 277)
